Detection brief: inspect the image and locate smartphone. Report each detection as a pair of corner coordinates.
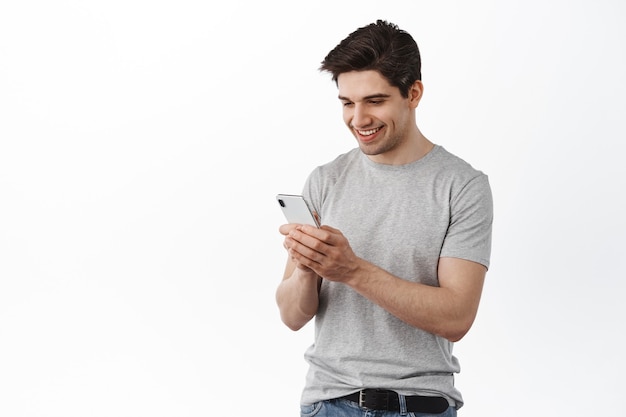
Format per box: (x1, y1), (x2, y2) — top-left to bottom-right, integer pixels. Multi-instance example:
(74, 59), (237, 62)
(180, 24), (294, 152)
(276, 194), (320, 227)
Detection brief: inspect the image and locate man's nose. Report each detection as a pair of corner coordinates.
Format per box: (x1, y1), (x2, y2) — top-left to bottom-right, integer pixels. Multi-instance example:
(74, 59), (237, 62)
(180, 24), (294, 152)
(351, 104), (371, 128)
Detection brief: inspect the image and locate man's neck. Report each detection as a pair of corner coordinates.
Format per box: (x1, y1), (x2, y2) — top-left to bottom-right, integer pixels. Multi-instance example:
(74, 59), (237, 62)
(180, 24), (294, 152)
(367, 129), (434, 166)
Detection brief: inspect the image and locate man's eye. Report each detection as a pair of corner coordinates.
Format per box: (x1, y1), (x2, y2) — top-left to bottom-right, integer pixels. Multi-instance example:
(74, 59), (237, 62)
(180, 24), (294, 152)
(342, 102), (354, 107)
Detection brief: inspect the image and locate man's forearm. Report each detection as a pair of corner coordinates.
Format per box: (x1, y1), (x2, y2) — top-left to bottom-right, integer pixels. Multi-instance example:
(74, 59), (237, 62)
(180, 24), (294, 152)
(275, 268), (321, 331)
(344, 258), (485, 342)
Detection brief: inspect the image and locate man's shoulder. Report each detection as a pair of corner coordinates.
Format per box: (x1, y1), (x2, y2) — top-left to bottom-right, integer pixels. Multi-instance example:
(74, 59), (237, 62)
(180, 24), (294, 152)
(326, 147), (362, 166)
(303, 148), (361, 204)
(431, 145), (487, 179)
(313, 148), (362, 175)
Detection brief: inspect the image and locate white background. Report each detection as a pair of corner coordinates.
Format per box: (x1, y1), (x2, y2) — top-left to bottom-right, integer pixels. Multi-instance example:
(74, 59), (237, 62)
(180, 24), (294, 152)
(1, 1), (625, 416)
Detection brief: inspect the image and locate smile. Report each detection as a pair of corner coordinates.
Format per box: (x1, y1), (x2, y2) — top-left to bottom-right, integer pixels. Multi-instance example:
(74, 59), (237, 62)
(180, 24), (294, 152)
(357, 126), (382, 136)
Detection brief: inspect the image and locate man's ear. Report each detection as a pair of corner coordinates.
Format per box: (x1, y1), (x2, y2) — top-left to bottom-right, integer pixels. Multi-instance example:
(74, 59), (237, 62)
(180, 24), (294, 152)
(408, 80), (424, 108)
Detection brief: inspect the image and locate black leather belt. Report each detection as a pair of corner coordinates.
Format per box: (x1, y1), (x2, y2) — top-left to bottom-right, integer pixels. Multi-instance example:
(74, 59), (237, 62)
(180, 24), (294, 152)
(340, 389), (449, 413)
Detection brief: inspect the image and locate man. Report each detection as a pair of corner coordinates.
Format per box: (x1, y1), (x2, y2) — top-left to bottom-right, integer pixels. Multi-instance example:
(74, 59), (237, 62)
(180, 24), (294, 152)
(276, 20), (493, 417)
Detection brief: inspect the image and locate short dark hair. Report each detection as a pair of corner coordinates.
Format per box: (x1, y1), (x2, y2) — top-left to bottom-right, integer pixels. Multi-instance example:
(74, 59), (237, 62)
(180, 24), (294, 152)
(319, 20), (421, 98)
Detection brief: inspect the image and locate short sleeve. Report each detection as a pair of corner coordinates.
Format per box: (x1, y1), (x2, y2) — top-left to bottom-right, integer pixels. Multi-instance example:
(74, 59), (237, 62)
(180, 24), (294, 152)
(440, 174), (493, 269)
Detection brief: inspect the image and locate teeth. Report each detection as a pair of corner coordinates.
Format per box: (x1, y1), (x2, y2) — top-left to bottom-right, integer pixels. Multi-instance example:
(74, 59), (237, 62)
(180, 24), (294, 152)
(358, 127), (381, 136)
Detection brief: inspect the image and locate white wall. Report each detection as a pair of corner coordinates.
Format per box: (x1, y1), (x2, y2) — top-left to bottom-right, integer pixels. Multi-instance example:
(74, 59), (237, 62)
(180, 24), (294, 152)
(1, 1), (624, 416)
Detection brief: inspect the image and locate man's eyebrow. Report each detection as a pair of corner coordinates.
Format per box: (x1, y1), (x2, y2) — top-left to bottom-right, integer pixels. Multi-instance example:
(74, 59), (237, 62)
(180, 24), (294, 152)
(338, 93), (391, 101)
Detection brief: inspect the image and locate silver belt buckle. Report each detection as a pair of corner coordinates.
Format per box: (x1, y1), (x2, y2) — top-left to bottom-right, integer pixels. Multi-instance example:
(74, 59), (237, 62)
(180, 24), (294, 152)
(358, 389), (390, 410)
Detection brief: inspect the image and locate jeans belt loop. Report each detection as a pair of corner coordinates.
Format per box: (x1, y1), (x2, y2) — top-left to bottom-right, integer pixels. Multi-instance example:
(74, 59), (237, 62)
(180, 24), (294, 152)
(398, 393), (408, 415)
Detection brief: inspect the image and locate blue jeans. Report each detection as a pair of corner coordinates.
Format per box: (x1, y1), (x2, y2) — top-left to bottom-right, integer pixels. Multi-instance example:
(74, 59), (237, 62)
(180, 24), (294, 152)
(300, 397), (457, 417)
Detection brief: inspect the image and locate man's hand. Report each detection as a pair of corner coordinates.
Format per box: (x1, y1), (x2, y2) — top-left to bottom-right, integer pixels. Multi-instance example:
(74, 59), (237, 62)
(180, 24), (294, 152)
(279, 223), (314, 272)
(283, 224), (362, 282)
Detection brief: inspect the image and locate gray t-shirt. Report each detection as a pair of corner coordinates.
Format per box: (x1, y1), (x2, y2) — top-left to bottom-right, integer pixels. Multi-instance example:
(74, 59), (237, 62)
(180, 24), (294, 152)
(300, 145), (493, 408)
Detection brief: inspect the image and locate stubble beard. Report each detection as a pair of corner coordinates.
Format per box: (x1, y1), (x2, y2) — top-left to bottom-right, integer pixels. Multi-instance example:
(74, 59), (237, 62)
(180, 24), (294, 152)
(358, 131), (403, 157)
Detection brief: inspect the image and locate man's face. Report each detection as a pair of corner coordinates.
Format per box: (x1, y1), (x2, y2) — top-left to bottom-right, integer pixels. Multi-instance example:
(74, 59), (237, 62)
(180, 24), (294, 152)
(337, 70), (416, 163)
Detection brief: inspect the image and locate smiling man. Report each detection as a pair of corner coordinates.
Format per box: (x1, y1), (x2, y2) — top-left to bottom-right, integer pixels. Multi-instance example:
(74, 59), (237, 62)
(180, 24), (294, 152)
(276, 20), (493, 417)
